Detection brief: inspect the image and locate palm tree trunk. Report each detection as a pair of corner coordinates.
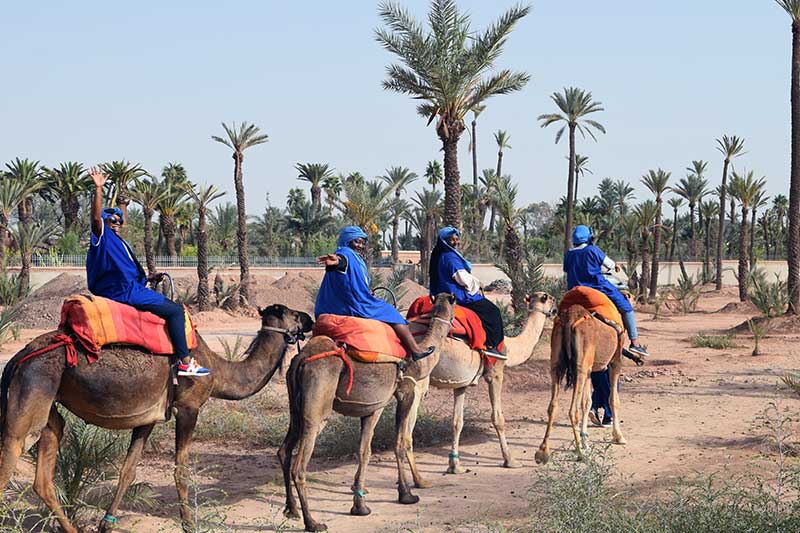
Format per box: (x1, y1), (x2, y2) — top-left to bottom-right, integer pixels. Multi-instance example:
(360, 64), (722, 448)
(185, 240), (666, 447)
(504, 222), (526, 313)
(311, 186), (322, 211)
(143, 208), (156, 276)
(789, 19), (800, 313)
(233, 152), (250, 307)
(197, 206), (210, 311)
(391, 218), (400, 265)
(749, 208), (757, 267)
(738, 204), (749, 302)
(704, 216), (712, 282)
(564, 125), (577, 255)
(729, 199), (736, 226)
(649, 199), (662, 300)
(763, 218), (771, 260)
(0, 218), (6, 272)
(640, 233), (651, 298)
(156, 218), (164, 258)
(472, 119), (478, 188)
(669, 210), (678, 262)
(716, 159), (730, 290)
(689, 204), (697, 260)
(163, 215), (177, 265)
(440, 120), (464, 230)
(62, 195), (79, 233)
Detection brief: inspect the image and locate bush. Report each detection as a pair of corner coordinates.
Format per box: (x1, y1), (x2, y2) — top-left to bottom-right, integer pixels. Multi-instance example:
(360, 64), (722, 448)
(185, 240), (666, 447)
(674, 272), (701, 313)
(748, 269), (789, 318)
(691, 333), (735, 349)
(57, 230), (83, 256)
(0, 270), (25, 306)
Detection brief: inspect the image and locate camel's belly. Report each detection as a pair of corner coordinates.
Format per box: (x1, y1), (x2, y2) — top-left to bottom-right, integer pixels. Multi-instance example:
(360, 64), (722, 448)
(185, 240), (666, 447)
(431, 342), (483, 388)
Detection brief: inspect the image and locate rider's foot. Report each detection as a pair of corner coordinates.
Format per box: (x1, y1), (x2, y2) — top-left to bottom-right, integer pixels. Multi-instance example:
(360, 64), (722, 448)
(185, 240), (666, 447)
(589, 409), (602, 427)
(601, 415), (613, 428)
(177, 358), (210, 377)
(411, 346), (435, 361)
(628, 343), (649, 359)
(483, 347), (508, 360)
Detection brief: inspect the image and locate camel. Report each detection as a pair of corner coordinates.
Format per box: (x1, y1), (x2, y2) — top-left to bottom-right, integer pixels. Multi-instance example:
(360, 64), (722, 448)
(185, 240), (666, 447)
(534, 303), (626, 465)
(403, 292), (556, 481)
(0, 303), (312, 533)
(278, 293), (456, 532)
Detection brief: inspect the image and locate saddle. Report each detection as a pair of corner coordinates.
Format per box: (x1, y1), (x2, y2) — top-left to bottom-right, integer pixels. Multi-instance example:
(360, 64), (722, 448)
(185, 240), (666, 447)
(59, 293), (197, 359)
(557, 287), (625, 372)
(312, 314), (406, 363)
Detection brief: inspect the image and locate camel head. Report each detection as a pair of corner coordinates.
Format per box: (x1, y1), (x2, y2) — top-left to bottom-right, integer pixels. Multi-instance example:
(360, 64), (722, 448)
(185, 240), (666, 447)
(524, 291), (557, 318)
(257, 304), (314, 344)
(430, 292), (457, 322)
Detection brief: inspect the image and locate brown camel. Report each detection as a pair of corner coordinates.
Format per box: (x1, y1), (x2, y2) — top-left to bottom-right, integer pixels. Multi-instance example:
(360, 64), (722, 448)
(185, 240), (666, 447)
(534, 304), (626, 465)
(404, 292), (556, 481)
(277, 293), (456, 532)
(0, 303), (312, 533)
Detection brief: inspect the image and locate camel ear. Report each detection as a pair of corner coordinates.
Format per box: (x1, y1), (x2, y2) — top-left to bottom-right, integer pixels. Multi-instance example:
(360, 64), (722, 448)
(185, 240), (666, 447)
(448, 293), (456, 304)
(257, 306), (264, 316)
(524, 295), (530, 305)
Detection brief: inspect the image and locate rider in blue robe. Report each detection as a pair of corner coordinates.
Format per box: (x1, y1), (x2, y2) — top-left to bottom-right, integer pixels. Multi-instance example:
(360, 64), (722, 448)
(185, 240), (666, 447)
(315, 226), (434, 360)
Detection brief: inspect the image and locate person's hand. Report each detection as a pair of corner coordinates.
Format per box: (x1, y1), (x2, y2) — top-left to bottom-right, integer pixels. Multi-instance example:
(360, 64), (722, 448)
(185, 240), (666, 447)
(317, 254), (339, 267)
(147, 272), (166, 284)
(614, 264), (621, 273)
(89, 166), (107, 189)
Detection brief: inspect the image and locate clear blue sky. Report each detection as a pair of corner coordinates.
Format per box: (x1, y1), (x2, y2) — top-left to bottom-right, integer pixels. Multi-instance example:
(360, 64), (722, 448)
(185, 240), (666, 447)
(0, 1), (792, 215)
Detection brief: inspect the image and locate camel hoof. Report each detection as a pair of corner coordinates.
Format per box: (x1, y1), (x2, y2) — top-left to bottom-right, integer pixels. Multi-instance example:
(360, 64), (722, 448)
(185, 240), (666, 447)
(446, 463), (466, 474)
(283, 506), (301, 519)
(350, 484), (369, 494)
(398, 491), (420, 505)
(414, 478), (433, 489)
(534, 450), (549, 465)
(350, 503), (371, 516)
(305, 521), (328, 532)
(614, 436), (628, 446)
(504, 458), (523, 469)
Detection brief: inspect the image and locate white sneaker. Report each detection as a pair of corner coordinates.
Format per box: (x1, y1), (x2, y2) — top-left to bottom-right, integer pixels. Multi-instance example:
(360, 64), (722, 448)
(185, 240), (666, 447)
(177, 358), (210, 377)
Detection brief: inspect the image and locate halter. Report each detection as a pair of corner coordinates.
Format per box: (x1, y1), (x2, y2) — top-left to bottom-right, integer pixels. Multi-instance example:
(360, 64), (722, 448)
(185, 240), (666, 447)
(261, 326), (306, 345)
(533, 307), (558, 319)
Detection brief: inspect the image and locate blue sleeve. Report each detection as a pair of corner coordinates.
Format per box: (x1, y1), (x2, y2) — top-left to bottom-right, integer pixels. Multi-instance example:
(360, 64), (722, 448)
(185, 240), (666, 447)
(440, 253), (460, 277)
(590, 246), (605, 266)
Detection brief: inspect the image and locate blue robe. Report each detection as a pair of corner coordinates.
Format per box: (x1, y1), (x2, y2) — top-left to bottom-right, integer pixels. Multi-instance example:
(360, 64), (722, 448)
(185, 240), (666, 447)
(86, 225), (165, 306)
(431, 248), (483, 305)
(563, 245), (632, 313)
(315, 246), (406, 324)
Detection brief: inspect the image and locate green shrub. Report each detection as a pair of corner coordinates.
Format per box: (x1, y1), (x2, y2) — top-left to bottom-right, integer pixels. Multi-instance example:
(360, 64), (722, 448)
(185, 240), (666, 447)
(691, 333), (735, 349)
(748, 269), (789, 318)
(674, 271), (701, 313)
(57, 230), (83, 256)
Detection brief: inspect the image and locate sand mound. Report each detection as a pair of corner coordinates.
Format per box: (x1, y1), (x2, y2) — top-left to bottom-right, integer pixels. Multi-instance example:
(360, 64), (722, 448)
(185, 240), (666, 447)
(250, 272), (316, 315)
(13, 273), (87, 329)
(730, 314), (800, 335)
(715, 300), (760, 314)
(396, 279), (429, 311)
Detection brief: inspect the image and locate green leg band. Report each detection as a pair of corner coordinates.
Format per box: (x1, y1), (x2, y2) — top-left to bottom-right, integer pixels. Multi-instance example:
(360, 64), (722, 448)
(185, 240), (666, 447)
(102, 513), (118, 524)
(448, 452), (459, 459)
(353, 489), (365, 498)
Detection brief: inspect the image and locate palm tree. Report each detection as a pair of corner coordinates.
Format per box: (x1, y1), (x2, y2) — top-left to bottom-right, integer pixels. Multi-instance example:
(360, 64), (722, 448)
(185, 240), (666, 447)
(5, 158), (43, 227)
(777, 0), (800, 312)
(100, 161), (148, 225)
(469, 105), (486, 188)
(672, 172), (708, 260)
(285, 200), (334, 256)
(750, 187), (769, 268)
(13, 222), (54, 297)
(773, 193), (789, 256)
(699, 200), (719, 282)
(209, 202), (237, 253)
(156, 182), (188, 264)
(212, 121), (269, 306)
(412, 188), (443, 281)
(641, 168), (671, 300)
(572, 153), (593, 200)
(380, 166), (418, 264)
(0, 179), (30, 270)
(612, 179), (635, 252)
(322, 174), (343, 213)
(296, 163), (334, 211)
(130, 178), (168, 276)
(715, 135), (746, 290)
(538, 87), (606, 254)
(666, 197), (684, 262)
(43, 162), (91, 233)
(377, 1), (530, 229)
(729, 170), (767, 301)
(494, 130), (511, 182)
(635, 200), (657, 297)
(183, 183), (226, 311)
(424, 160), (443, 191)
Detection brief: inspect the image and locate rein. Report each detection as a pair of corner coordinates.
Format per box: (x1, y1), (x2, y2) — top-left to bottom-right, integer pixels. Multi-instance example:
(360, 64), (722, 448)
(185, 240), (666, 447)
(261, 326), (305, 345)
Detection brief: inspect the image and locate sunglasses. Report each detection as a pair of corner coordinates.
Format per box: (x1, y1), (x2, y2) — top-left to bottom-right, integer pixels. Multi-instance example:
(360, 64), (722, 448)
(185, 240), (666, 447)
(106, 216), (121, 225)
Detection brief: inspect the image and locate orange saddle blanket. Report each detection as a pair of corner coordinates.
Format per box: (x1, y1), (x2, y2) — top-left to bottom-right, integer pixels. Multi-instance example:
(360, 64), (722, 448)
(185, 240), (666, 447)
(406, 296), (501, 352)
(558, 286), (624, 330)
(59, 294), (198, 359)
(313, 314), (406, 363)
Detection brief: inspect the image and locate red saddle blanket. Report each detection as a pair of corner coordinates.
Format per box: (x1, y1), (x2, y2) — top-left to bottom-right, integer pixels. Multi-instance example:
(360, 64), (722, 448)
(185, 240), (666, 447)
(558, 286), (624, 330)
(406, 296), (498, 352)
(313, 314), (406, 362)
(59, 294), (198, 358)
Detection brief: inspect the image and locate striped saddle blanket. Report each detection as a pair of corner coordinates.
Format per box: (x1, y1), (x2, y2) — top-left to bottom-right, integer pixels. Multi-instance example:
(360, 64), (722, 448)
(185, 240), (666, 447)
(59, 294), (197, 359)
(312, 314), (406, 363)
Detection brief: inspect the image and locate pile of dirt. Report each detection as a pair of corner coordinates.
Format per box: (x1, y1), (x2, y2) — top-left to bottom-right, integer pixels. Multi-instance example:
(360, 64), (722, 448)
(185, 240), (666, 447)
(484, 279), (512, 294)
(716, 300), (760, 315)
(730, 314), (800, 335)
(249, 272), (317, 315)
(396, 278), (429, 311)
(13, 273), (87, 329)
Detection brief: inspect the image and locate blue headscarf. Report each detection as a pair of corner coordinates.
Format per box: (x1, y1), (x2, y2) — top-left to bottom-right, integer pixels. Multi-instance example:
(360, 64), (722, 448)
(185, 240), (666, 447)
(429, 226), (481, 304)
(436, 227), (472, 271)
(101, 207), (124, 224)
(337, 226), (368, 248)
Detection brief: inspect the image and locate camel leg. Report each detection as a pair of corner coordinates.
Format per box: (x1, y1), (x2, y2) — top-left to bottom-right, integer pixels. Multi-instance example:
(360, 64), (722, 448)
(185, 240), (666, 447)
(405, 376), (431, 488)
(350, 409), (383, 517)
(98, 423), (155, 533)
(609, 358), (627, 445)
(292, 418), (326, 532)
(488, 372), (522, 469)
(174, 406), (199, 532)
(446, 387), (468, 474)
(569, 365), (590, 461)
(32, 406), (76, 533)
(534, 367), (560, 465)
(580, 375), (592, 451)
(278, 415), (301, 519)
(394, 382), (419, 505)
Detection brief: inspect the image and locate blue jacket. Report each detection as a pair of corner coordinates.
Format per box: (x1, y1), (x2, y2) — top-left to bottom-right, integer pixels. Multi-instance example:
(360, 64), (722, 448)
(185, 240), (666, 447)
(563, 244), (632, 313)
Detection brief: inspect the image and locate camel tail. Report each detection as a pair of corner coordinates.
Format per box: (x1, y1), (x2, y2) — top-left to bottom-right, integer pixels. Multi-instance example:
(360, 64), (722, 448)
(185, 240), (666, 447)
(555, 316), (581, 389)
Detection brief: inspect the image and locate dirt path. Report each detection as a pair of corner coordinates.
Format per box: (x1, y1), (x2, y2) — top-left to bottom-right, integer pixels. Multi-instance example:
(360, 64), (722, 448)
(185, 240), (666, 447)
(3, 290), (799, 532)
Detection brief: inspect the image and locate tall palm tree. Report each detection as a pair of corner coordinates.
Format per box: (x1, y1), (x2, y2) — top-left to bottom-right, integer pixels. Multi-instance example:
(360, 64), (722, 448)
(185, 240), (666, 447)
(377, 1), (530, 229)
(5, 158), (43, 227)
(296, 163), (334, 211)
(380, 166), (418, 264)
(285, 200), (335, 256)
(43, 162), (91, 233)
(750, 187), (769, 267)
(773, 193), (789, 256)
(0, 179), (30, 270)
(424, 160), (443, 191)
(642, 168), (671, 300)
(156, 182), (188, 264)
(209, 202), (237, 253)
(572, 153), (593, 200)
(494, 130), (511, 182)
(700, 199), (720, 282)
(100, 160), (148, 225)
(13, 222), (54, 298)
(412, 188), (443, 281)
(729, 170), (767, 301)
(635, 200), (658, 297)
(538, 87), (606, 254)
(612, 179), (635, 252)
(469, 105), (486, 188)
(183, 183), (226, 311)
(130, 178), (168, 276)
(672, 173), (708, 260)
(667, 197), (684, 262)
(322, 174), (343, 213)
(715, 135), (746, 290)
(777, 0), (800, 312)
(212, 121), (269, 306)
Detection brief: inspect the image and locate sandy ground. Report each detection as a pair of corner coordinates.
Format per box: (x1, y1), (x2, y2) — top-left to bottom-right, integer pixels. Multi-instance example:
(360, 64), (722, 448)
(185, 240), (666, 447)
(2, 288), (799, 532)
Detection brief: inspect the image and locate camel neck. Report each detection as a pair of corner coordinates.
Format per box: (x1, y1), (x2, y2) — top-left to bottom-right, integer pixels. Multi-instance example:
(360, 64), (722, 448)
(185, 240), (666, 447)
(206, 330), (287, 400)
(504, 309), (548, 368)
(409, 315), (453, 377)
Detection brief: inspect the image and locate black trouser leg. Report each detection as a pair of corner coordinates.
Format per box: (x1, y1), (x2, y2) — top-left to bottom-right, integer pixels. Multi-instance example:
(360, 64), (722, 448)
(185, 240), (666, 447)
(462, 298), (505, 349)
(133, 299), (190, 359)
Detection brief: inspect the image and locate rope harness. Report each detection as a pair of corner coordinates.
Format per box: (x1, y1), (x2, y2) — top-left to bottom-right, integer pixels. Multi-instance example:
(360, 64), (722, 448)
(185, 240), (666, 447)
(17, 334), (78, 367)
(305, 346), (353, 394)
